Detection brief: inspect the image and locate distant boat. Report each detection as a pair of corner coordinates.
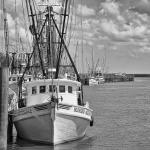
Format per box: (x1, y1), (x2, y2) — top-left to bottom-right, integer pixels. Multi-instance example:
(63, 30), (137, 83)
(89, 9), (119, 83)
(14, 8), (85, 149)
(89, 75), (104, 86)
(89, 76), (99, 86)
(9, 73), (33, 84)
(96, 75), (105, 84)
(88, 49), (105, 86)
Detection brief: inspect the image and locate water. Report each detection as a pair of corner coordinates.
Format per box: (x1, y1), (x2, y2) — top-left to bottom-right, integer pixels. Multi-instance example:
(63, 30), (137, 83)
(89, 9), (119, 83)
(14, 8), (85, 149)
(8, 77), (150, 150)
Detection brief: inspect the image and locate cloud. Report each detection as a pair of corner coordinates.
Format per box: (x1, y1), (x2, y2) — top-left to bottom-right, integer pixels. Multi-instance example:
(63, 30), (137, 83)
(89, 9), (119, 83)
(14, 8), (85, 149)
(100, 0), (125, 22)
(99, 18), (147, 42)
(76, 4), (95, 17)
(130, 0), (150, 15)
(101, 0), (120, 16)
(139, 46), (150, 53)
(135, 12), (149, 22)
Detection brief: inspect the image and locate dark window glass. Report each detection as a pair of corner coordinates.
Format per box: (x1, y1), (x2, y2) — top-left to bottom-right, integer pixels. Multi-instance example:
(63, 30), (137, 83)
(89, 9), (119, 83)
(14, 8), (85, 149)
(68, 86), (72, 93)
(32, 86), (37, 94)
(40, 86), (46, 93)
(12, 77), (16, 81)
(59, 85), (65, 93)
(49, 85), (56, 92)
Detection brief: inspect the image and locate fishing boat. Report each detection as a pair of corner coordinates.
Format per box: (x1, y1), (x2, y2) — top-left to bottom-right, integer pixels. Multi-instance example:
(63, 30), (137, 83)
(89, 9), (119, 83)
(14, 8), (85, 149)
(13, 75), (93, 144)
(88, 50), (105, 86)
(89, 70), (105, 86)
(89, 76), (104, 86)
(11, 0), (93, 145)
(89, 76), (99, 86)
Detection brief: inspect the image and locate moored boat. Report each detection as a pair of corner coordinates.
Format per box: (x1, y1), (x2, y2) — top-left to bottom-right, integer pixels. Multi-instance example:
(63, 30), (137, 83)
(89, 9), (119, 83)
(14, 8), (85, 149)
(11, 0), (93, 145)
(12, 77), (93, 144)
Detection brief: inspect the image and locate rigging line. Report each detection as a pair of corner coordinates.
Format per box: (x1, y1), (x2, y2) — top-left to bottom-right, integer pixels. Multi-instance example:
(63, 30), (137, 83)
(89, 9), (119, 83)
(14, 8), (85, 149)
(2, 0), (9, 65)
(64, 0), (71, 41)
(55, 0), (69, 79)
(15, 0), (18, 53)
(74, 41), (78, 65)
(21, 0), (32, 52)
(67, 0), (76, 50)
(80, 0), (84, 74)
(56, 0), (64, 54)
(25, 0), (31, 25)
(72, 1), (77, 41)
(32, 0), (38, 27)
(0, 0), (2, 26)
(28, 0), (46, 77)
(51, 15), (80, 82)
(66, 0), (73, 47)
(47, 6), (55, 95)
(33, 0), (40, 13)
(14, 0), (20, 54)
(19, 16), (48, 87)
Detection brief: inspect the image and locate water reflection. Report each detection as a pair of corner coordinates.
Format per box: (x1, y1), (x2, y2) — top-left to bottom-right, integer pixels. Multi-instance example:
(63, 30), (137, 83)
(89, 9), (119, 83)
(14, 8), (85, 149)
(8, 135), (97, 150)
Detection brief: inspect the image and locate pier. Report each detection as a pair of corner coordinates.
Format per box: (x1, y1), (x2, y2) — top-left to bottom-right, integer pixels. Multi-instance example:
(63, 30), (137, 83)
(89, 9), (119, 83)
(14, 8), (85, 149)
(104, 73), (134, 82)
(80, 73), (134, 85)
(0, 60), (9, 150)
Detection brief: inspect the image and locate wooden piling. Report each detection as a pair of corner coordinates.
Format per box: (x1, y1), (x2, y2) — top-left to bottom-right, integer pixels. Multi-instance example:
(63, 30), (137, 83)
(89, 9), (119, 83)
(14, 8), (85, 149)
(0, 62), (9, 150)
(7, 114), (13, 142)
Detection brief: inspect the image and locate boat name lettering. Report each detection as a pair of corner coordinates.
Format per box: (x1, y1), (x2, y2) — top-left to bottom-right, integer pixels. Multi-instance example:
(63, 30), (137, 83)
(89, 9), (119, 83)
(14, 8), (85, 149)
(74, 107), (91, 116)
(85, 110), (91, 116)
(74, 107), (85, 114)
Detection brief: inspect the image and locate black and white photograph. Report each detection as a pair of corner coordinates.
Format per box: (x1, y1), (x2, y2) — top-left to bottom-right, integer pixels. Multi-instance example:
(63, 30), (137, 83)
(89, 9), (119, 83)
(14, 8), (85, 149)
(1, 0), (150, 150)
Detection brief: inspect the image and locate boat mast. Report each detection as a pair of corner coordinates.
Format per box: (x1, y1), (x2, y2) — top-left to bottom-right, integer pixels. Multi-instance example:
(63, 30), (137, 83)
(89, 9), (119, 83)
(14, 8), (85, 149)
(91, 48), (94, 76)
(80, 0), (84, 74)
(51, 16), (81, 81)
(55, 0), (69, 79)
(27, 0), (46, 77)
(3, 0), (9, 66)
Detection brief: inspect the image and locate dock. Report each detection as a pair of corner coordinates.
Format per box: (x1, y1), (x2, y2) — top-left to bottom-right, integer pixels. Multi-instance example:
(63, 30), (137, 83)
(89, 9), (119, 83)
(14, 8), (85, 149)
(104, 73), (134, 82)
(80, 73), (134, 85)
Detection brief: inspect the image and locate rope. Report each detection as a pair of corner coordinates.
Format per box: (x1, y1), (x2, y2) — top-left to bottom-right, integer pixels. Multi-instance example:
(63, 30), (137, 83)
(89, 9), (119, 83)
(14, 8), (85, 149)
(21, 0), (32, 53)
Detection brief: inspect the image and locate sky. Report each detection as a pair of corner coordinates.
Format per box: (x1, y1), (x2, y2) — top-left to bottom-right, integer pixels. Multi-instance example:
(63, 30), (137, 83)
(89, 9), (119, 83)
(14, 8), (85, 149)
(1, 0), (150, 74)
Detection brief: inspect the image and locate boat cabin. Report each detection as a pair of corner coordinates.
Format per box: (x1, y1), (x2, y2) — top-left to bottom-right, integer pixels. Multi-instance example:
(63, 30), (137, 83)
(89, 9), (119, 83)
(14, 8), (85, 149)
(22, 79), (83, 107)
(9, 74), (33, 83)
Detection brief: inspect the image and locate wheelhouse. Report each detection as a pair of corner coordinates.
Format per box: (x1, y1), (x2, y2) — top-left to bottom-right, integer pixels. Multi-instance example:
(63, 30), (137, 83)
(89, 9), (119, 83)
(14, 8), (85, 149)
(22, 79), (83, 107)
(9, 74), (33, 83)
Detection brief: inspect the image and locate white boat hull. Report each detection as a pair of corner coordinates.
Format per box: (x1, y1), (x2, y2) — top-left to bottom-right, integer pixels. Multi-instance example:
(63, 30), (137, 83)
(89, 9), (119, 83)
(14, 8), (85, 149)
(54, 112), (89, 144)
(89, 79), (99, 86)
(13, 103), (92, 145)
(89, 76), (105, 86)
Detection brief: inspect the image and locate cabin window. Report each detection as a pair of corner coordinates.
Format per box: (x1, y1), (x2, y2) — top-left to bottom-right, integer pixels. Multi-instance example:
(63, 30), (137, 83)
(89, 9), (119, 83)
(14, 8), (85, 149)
(40, 86), (46, 93)
(9, 77), (11, 81)
(59, 85), (65, 93)
(68, 86), (72, 93)
(49, 85), (56, 92)
(12, 77), (16, 81)
(32, 86), (37, 94)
